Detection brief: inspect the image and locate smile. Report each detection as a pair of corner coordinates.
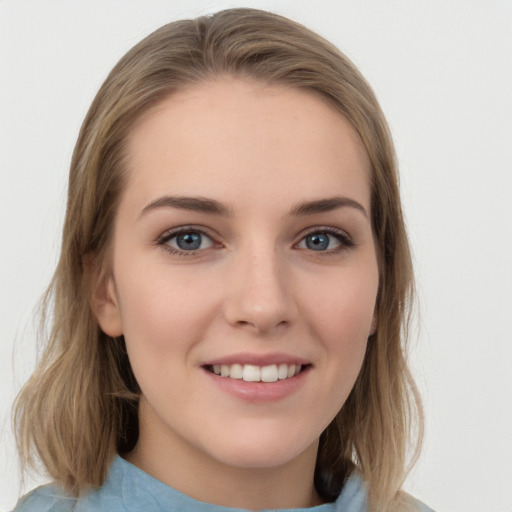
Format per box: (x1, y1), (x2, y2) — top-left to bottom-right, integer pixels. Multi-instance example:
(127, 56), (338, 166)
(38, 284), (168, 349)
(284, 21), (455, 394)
(206, 363), (307, 382)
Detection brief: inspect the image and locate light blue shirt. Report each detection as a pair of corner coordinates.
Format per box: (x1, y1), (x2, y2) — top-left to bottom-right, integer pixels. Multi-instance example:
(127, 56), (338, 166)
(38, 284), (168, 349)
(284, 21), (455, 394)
(13, 456), (433, 511)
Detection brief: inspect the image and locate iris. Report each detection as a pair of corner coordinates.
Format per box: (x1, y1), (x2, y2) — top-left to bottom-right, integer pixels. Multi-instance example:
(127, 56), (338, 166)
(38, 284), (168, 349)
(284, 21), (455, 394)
(176, 232), (202, 250)
(305, 233), (330, 251)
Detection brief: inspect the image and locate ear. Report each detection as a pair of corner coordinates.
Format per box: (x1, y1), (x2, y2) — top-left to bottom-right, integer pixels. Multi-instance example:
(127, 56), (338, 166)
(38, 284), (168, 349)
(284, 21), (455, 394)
(370, 312), (378, 336)
(89, 267), (124, 337)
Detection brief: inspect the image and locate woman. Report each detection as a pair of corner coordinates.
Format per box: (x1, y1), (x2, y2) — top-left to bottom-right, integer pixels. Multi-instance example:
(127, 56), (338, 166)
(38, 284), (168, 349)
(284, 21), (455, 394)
(13, 8), (432, 512)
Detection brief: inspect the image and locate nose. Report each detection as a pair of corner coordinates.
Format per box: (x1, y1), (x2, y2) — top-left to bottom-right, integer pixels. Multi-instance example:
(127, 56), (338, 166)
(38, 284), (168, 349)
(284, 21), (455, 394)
(222, 246), (297, 335)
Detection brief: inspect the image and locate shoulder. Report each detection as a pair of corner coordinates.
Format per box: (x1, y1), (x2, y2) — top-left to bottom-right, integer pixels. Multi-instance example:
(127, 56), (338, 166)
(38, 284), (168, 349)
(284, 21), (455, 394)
(410, 496), (436, 512)
(11, 457), (138, 512)
(334, 473), (435, 512)
(11, 480), (117, 512)
(11, 484), (78, 512)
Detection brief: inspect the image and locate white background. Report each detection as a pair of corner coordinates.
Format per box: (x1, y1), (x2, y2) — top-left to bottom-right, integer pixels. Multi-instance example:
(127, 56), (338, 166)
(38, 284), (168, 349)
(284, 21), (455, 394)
(1, 1), (511, 511)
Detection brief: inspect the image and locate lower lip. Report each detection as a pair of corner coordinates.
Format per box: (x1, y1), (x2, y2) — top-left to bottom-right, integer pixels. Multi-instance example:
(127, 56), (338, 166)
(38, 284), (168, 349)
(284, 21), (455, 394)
(203, 366), (310, 403)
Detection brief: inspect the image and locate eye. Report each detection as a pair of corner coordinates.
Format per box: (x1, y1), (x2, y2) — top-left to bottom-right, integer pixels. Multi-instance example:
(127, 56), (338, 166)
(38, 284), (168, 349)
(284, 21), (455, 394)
(296, 229), (353, 252)
(157, 228), (215, 254)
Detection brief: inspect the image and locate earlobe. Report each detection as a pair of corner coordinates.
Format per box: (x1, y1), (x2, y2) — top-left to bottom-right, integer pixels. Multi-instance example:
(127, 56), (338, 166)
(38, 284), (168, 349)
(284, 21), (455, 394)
(91, 272), (124, 337)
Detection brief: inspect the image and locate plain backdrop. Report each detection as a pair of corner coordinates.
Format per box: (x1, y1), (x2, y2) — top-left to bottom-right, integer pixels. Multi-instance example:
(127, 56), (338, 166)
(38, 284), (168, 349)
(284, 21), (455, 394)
(1, 1), (511, 511)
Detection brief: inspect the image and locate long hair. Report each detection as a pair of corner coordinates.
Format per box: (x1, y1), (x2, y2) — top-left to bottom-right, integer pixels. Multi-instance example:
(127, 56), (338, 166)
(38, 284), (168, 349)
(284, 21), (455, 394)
(14, 8), (423, 511)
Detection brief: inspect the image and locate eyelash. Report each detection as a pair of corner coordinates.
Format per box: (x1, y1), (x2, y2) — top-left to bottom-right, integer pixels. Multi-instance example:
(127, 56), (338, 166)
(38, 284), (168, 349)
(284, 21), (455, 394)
(155, 225), (354, 256)
(156, 226), (217, 256)
(298, 227), (355, 253)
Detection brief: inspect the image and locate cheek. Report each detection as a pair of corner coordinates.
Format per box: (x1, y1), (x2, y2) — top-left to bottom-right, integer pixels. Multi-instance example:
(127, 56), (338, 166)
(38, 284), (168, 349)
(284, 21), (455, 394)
(113, 259), (223, 363)
(304, 266), (378, 344)
(114, 267), (205, 403)
(301, 263), (378, 400)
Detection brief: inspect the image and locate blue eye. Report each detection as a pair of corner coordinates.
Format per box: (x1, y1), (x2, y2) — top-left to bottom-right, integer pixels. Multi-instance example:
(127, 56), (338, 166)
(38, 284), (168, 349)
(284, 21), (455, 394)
(298, 230), (353, 252)
(305, 233), (331, 251)
(175, 232), (203, 250)
(160, 229), (214, 253)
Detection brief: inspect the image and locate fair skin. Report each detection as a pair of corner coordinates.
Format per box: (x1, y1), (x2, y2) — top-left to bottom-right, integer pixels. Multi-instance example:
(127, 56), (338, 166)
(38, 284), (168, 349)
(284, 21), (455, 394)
(95, 78), (379, 510)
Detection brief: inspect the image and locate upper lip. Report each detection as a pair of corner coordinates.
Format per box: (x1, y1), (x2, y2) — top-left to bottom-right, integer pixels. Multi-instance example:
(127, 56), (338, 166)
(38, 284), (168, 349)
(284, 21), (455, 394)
(201, 352), (311, 367)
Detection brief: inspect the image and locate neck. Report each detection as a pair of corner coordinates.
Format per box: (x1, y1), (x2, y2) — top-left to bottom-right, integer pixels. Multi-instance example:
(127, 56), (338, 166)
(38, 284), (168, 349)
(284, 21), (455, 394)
(125, 399), (322, 510)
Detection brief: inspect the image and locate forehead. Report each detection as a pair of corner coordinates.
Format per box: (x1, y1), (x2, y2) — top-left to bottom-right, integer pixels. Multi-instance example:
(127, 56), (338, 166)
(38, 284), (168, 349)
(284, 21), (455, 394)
(123, 78), (372, 213)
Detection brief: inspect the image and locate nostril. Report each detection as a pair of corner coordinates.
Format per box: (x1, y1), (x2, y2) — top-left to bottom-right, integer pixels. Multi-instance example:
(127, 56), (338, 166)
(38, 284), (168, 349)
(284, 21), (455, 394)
(232, 318), (290, 334)
(222, 267), (296, 331)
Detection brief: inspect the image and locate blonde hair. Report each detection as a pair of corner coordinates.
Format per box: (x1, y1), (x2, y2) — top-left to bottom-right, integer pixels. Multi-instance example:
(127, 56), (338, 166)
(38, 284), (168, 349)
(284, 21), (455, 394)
(14, 8), (423, 511)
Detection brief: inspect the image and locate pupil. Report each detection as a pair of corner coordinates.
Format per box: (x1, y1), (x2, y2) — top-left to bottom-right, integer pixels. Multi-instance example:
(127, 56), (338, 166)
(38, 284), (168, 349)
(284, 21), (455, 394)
(306, 233), (329, 251)
(177, 232), (201, 250)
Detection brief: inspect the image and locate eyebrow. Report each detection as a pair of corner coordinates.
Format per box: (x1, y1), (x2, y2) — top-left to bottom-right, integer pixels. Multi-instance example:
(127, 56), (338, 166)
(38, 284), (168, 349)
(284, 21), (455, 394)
(139, 195), (367, 219)
(291, 196), (368, 218)
(140, 196), (232, 218)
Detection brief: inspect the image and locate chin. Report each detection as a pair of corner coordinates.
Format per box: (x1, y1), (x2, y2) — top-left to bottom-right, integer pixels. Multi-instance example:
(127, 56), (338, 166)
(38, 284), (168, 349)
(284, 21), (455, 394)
(205, 432), (317, 470)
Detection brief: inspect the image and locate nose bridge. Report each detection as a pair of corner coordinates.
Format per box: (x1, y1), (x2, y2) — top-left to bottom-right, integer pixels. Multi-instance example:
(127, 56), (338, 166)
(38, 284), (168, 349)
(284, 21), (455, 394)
(224, 236), (295, 333)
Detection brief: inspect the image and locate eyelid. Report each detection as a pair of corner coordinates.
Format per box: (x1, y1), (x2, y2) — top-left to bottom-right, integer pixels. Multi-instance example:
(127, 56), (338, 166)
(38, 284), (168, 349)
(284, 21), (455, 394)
(294, 226), (354, 250)
(154, 224), (354, 256)
(156, 225), (221, 255)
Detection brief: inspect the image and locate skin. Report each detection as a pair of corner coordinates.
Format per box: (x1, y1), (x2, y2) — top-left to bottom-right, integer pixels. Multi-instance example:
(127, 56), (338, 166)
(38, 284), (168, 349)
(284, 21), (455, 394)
(94, 78), (379, 509)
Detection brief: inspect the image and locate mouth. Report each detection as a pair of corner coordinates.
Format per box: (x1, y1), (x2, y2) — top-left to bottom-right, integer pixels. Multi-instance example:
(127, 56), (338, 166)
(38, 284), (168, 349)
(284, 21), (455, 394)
(203, 363), (311, 383)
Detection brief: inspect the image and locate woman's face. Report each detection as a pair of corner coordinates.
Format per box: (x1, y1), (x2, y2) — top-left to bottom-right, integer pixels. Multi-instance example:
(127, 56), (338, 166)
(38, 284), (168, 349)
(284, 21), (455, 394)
(97, 78), (379, 474)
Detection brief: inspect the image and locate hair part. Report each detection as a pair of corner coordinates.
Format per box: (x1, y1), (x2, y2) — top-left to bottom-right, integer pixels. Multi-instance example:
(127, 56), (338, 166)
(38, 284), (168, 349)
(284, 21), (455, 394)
(14, 8), (423, 511)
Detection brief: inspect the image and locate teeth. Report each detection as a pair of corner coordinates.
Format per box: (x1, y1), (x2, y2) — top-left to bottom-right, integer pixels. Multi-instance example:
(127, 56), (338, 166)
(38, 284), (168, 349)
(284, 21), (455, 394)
(230, 363), (243, 379)
(261, 365), (278, 382)
(210, 363), (304, 382)
(243, 364), (260, 382)
(278, 363), (288, 380)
